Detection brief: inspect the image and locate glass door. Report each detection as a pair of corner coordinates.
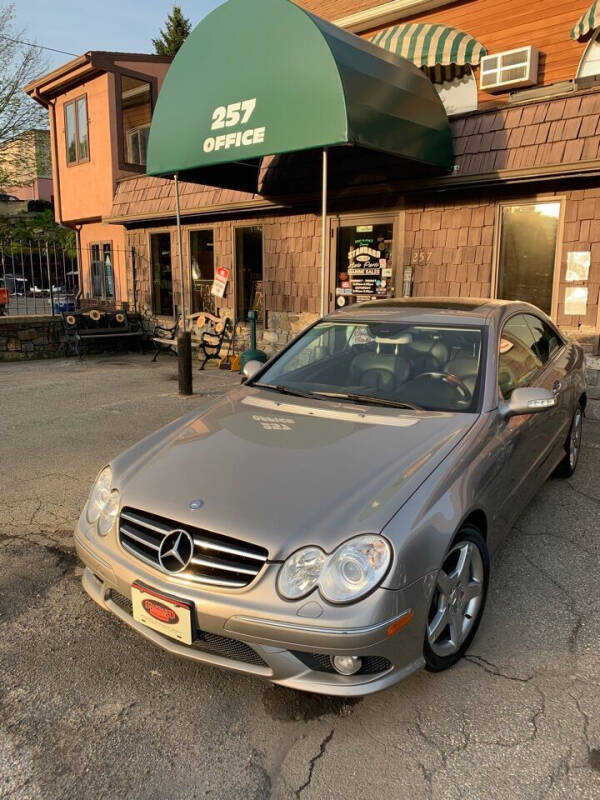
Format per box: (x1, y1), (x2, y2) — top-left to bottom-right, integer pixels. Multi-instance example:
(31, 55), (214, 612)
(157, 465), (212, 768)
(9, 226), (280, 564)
(189, 229), (215, 314)
(333, 219), (396, 311)
(150, 232), (173, 316)
(235, 226), (263, 323)
(497, 202), (561, 316)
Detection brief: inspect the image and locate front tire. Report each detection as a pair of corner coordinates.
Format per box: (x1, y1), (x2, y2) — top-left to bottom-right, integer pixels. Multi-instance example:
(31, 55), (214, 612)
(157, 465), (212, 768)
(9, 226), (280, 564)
(554, 404), (583, 479)
(424, 526), (489, 672)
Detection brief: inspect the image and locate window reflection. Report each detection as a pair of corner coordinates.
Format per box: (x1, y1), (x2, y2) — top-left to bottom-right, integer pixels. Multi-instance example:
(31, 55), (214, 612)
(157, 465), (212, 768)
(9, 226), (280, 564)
(121, 76), (152, 166)
(498, 203), (560, 315)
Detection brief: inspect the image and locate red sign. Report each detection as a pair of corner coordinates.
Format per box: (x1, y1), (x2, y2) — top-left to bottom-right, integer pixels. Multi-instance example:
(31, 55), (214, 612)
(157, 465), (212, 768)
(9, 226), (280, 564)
(211, 266), (230, 298)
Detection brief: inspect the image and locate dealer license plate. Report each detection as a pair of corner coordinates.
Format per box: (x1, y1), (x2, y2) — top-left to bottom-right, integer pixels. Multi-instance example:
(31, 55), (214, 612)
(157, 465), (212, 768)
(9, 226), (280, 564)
(131, 582), (193, 645)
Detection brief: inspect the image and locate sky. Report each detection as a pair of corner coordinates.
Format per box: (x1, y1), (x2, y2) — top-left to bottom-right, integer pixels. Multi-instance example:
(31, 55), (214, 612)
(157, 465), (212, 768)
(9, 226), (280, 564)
(13, 0), (226, 72)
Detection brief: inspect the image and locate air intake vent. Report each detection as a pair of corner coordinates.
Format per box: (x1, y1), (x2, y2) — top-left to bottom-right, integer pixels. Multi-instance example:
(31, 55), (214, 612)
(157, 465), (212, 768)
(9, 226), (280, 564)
(480, 46), (539, 93)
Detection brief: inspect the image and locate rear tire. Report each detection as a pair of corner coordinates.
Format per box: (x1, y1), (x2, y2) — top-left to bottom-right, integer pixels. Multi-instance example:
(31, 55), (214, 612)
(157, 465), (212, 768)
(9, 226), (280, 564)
(424, 526), (489, 672)
(554, 404), (583, 479)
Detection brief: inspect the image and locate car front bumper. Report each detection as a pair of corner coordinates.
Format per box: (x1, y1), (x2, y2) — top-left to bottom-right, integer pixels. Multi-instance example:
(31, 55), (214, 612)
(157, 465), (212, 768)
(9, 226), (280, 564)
(75, 521), (429, 696)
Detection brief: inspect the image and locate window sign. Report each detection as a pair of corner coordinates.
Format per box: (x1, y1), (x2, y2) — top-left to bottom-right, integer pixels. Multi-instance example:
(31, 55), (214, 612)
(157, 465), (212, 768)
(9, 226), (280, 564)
(211, 266), (230, 298)
(566, 252), (591, 282)
(335, 223), (394, 308)
(564, 286), (588, 316)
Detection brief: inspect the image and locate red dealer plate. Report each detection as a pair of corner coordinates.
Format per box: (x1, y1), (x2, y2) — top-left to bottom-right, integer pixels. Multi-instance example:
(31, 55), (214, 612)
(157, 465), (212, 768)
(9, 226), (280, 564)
(131, 582), (193, 645)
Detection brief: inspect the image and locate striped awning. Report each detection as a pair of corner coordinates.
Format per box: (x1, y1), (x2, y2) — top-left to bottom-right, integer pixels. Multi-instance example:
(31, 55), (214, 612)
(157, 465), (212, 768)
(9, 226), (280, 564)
(571, 2), (600, 41)
(371, 23), (487, 68)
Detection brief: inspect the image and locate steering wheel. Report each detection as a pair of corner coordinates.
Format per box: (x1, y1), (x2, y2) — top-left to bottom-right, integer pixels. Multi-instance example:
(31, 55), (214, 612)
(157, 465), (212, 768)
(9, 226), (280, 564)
(418, 372), (472, 402)
(359, 368), (397, 393)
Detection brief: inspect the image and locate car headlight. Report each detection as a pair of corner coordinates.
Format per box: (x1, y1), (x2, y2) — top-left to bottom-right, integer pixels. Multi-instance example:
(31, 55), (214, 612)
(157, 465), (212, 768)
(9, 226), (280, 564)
(277, 535), (391, 604)
(86, 466), (120, 535)
(277, 546), (326, 600)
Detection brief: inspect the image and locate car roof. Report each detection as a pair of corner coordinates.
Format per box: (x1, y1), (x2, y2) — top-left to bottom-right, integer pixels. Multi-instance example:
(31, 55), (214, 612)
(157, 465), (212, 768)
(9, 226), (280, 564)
(327, 297), (540, 326)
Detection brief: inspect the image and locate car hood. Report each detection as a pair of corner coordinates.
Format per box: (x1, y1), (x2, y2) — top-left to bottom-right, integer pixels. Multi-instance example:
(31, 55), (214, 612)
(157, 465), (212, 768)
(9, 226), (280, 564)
(114, 387), (477, 560)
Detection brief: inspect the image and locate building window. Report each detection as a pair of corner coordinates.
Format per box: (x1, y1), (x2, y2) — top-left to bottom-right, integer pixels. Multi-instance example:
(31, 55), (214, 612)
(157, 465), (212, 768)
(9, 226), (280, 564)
(189, 229), (215, 314)
(235, 227), (263, 323)
(497, 202), (561, 316)
(150, 232), (173, 316)
(90, 242), (114, 299)
(120, 75), (152, 167)
(64, 95), (89, 165)
(423, 65), (478, 116)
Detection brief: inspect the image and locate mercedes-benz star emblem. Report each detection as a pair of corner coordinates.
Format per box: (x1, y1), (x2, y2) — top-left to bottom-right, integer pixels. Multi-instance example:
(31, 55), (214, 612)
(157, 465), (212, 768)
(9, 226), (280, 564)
(158, 529), (194, 574)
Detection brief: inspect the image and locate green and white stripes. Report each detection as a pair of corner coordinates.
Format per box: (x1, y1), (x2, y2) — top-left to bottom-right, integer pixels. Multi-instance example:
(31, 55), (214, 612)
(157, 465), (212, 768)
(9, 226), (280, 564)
(571, 1), (600, 41)
(370, 23), (487, 67)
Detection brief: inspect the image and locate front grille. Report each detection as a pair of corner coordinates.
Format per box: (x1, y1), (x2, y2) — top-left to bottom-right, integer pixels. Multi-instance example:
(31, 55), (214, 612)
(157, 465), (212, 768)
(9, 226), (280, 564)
(109, 590), (266, 667)
(118, 507), (268, 589)
(292, 651), (393, 675)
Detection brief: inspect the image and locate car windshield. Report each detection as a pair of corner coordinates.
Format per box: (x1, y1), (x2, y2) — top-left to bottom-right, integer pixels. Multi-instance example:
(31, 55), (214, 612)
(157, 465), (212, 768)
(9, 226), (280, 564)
(255, 321), (484, 413)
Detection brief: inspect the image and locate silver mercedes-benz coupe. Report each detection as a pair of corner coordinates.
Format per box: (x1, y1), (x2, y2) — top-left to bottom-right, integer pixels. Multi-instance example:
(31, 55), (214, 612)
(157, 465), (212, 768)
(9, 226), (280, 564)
(75, 298), (586, 695)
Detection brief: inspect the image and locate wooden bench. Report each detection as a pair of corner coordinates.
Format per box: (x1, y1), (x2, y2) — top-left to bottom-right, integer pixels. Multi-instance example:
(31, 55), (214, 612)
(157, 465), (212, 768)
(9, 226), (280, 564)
(62, 309), (144, 357)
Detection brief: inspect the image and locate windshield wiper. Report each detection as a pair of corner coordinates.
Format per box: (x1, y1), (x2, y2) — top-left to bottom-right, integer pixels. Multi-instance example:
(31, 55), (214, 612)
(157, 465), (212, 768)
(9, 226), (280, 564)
(313, 392), (422, 410)
(254, 383), (316, 399)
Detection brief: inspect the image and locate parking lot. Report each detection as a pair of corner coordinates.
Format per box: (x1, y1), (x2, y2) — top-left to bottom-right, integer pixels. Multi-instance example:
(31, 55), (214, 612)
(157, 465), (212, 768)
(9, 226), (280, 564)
(1, 354), (599, 800)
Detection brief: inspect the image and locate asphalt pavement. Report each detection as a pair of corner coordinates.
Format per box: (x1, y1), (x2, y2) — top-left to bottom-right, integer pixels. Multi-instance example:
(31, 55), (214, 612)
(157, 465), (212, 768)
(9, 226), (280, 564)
(0, 354), (598, 800)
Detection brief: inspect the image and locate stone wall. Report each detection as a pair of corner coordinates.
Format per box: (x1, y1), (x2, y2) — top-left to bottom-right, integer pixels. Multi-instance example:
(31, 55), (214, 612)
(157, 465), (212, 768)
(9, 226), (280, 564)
(0, 316), (64, 361)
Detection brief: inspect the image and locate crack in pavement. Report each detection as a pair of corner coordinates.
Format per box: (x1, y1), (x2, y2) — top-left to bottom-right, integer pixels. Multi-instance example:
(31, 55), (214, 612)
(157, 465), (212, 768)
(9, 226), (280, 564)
(565, 481), (600, 507)
(465, 654), (534, 683)
(294, 729), (334, 798)
(521, 553), (588, 655)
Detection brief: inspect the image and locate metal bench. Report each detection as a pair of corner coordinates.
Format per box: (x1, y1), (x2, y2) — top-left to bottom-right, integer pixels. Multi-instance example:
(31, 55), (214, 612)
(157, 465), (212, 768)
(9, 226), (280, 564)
(62, 309), (144, 357)
(196, 314), (234, 370)
(151, 313), (233, 369)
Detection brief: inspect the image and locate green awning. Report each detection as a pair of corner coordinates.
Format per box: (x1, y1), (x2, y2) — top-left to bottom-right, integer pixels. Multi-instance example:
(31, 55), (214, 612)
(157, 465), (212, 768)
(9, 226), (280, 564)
(571, 1), (600, 40)
(146, 0), (453, 191)
(371, 23), (487, 68)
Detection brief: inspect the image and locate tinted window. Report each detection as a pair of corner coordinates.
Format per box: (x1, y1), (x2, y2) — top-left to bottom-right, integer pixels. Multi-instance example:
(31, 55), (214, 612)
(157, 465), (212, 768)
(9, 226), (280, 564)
(524, 314), (563, 364)
(498, 314), (543, 399)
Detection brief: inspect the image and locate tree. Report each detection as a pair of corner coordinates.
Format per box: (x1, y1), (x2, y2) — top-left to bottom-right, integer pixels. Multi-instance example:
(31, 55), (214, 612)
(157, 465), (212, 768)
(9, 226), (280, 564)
(152, 5), (192, 57)
(0, 4), (47, 189)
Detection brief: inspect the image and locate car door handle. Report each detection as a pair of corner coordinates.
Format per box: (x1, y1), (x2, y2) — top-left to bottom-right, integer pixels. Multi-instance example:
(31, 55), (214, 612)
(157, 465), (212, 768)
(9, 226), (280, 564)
(552, 381), (562, 395)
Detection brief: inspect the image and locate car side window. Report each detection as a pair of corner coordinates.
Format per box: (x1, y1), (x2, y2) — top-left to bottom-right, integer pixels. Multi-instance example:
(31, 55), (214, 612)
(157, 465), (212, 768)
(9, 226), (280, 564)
(523, 314), (563, 364)
(498, 315), (543, 399)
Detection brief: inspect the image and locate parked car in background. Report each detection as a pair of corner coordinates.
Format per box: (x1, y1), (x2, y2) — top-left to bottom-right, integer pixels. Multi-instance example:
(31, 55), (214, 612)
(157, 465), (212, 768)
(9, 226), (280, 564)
(75, 298), (586, 696)
(0, 279), (8, 315)
(2, 273), (27, 296)
(0, 193), (19, 202)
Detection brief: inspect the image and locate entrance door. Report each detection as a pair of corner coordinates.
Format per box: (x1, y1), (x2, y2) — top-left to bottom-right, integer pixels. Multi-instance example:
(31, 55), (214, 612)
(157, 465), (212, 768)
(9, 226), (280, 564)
(235, 226), (263, 323)
(150, 232), (173, 316)
(332, 218), (396, 311)
(497, 202), (561, 316)
(189, 229), (215, 314)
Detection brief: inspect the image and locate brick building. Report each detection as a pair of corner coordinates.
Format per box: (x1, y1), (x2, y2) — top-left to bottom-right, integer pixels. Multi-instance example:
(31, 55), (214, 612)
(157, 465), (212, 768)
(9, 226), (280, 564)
(26, 0), (600, 353)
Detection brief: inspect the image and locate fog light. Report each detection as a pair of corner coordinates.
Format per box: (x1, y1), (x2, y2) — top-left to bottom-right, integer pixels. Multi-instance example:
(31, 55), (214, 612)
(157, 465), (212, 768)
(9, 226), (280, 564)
(331, 655), (362, 675)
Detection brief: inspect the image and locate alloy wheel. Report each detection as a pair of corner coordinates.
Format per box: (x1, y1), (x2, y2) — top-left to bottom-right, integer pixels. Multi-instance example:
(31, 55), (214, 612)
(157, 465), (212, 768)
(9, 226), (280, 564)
(569, 408), (582, 470)
(427, 541), (485, 657)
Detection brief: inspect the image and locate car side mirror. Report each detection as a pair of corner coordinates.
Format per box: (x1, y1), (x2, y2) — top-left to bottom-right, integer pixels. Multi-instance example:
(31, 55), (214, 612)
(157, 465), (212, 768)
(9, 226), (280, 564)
(241, 360), (263, 382)
(500, 387), (556, 419)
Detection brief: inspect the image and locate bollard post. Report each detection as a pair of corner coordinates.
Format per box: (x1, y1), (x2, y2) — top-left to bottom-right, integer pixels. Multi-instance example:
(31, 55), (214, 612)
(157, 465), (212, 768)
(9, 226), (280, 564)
(178, 331), (193, 396)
